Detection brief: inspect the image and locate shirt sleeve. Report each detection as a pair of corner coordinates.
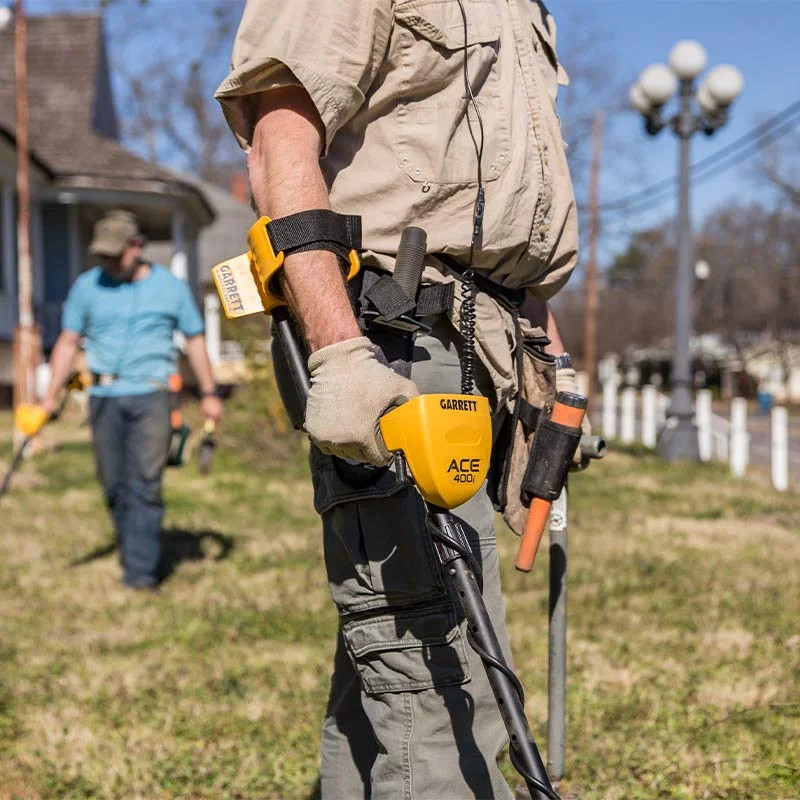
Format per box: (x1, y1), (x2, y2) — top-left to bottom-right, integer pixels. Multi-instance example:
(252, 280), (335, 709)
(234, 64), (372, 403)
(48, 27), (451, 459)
(214, 0), (392, 153)
(175, 281), (205, 337)
(61, 276), (89, 335)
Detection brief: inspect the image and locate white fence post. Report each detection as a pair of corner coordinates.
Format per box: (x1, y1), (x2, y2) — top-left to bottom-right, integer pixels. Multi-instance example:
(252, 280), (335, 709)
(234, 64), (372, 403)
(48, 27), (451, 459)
(696, 389), (713, 462)
(602, 379), (618, 439)
(620, 387), (636, 444)
(204, 293), (221, 367)
(771, 406), (789, 492)
(730, 398), (749, 478)
(641, 385), (657, 448)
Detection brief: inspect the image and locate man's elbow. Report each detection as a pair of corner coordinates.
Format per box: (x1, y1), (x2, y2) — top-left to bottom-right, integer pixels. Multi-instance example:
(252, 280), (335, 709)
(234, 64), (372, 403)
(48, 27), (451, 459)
(57, 330), (82, 350)
(249, 86), (325, 158)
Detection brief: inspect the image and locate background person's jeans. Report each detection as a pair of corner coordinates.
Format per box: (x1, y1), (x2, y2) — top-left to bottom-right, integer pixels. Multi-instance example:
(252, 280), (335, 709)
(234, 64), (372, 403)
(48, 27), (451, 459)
(89, 391), (171, 587)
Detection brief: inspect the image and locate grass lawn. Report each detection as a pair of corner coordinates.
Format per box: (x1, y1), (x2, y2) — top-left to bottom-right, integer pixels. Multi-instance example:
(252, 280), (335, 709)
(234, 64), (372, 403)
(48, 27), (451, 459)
(0, 402), (798, 800)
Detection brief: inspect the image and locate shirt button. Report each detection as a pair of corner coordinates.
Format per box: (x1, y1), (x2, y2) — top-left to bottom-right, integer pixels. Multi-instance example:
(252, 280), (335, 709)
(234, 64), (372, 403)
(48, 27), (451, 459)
(538, 225), (548, 239)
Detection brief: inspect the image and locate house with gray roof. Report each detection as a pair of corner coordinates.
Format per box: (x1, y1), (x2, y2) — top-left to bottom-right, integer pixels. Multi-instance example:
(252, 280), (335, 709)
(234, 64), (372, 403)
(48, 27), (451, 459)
(0, 13), (252, 399)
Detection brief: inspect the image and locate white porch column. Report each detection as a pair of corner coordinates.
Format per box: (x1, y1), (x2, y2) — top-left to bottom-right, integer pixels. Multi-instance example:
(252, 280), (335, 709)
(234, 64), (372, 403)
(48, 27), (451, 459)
(620, 387), (636, 444)
(204, 293), (221, 367)
(730, 398), (748, 478)
(641, 385), (658, 448)
(170, 211), (189, 282)
(696, 389), (713, 462)
(771, 406), (789, 492)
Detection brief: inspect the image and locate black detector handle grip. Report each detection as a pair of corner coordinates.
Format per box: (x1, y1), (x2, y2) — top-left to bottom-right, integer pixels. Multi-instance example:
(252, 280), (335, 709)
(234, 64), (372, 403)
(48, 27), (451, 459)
(393, 226), (427, 301)
(271, 306), (311, 428)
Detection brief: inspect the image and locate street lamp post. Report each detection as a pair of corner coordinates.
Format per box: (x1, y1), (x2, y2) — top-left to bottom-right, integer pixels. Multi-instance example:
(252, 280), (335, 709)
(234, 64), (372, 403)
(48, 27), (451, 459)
(630, 41), (743, 461)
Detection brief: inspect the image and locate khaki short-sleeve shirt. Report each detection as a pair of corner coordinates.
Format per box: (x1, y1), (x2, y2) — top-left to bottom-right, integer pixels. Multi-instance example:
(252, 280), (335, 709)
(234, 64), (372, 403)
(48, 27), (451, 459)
(215, 0), (578, 300)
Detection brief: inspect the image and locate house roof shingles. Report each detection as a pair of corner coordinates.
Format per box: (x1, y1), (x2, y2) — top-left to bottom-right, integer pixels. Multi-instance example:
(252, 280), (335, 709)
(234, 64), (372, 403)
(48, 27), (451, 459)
(0, 13), (212, 222)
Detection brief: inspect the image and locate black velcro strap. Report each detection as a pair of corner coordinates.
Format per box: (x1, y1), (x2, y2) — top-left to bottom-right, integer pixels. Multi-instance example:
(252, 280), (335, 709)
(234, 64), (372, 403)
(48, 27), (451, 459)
(416, 282), (455, 317)
(517, 399), (541, 432)
(266, 211), (361, 265)
(364, 276), (415, 321)
(520, 417), (581, 505)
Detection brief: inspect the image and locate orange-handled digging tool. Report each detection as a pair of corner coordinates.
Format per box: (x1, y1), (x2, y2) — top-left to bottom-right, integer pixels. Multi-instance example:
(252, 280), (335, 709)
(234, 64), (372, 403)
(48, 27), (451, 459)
(515, 392), (587, 573)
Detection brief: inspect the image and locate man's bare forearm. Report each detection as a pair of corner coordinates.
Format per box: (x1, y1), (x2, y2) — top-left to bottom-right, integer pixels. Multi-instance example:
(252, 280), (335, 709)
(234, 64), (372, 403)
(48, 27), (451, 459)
(248, 88), (361, 352)
(42, 331), (80, 408)
(185, 335), (216, 394)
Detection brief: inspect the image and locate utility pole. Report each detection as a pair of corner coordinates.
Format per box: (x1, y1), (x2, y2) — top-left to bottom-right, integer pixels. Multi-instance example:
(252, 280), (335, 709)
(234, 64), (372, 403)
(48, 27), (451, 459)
(12, 0), (41, 409)
(582, 110), (603, 405)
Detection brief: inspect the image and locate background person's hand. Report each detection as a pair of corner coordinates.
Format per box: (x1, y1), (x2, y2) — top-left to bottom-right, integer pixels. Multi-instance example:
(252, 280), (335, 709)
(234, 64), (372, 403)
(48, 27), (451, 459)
(201, 393), (224, 424)
(39, 395), (61, 418)
(305, 336), (419, 466)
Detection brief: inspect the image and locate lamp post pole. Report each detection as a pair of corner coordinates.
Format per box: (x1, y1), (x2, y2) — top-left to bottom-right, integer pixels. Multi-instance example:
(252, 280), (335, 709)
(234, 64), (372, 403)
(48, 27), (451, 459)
(660, 80), (700, 460)
(629, 42), (743, 461)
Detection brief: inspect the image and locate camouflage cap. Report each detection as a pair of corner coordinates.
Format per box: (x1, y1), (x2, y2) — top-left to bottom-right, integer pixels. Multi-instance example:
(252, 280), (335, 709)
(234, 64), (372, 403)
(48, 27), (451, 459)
(89, 210), (141, 257)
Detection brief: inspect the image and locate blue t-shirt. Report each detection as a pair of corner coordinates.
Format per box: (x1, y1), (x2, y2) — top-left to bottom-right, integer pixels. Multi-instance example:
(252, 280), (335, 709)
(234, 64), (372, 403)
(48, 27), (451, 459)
(61, 264), (205, 397)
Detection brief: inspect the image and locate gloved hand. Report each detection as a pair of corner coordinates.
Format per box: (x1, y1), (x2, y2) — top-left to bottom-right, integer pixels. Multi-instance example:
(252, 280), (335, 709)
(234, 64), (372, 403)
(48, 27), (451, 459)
(305, 336), (419, 466)
(555, 365), (592, 467)
(15, 404), (50, 438)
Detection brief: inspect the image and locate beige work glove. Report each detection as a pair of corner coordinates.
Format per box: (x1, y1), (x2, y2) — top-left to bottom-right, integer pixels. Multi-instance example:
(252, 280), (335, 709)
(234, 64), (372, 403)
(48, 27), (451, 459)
(555, 366), (591, 466)
(305, 337), (420, 466)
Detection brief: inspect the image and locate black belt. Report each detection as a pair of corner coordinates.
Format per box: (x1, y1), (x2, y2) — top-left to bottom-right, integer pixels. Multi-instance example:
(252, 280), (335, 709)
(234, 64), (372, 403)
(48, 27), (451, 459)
(91, 372), (118, 386)
(433, 253), (525, 314)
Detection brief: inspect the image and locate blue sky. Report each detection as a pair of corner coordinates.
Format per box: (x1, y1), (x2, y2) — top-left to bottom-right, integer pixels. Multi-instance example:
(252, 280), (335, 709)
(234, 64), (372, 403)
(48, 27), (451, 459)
(554, 0), (800, 244)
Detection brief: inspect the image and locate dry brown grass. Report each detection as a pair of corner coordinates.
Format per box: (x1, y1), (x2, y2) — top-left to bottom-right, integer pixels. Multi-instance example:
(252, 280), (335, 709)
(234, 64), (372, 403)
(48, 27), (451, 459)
(1, 410), (798, 799)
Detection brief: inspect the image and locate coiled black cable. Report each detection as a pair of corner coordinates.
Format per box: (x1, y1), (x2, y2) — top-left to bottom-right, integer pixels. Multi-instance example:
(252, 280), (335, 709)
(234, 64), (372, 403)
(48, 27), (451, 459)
(459, 272), (477, 394)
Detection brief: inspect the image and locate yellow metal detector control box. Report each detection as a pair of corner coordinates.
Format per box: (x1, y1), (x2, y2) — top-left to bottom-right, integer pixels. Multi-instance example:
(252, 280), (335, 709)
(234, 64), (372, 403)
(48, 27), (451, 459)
(380, 394), (491, 509)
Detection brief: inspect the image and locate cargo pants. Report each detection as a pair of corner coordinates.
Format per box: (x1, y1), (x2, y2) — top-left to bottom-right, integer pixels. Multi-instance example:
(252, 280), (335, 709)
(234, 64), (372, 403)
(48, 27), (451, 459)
(311, 318), (515, 800)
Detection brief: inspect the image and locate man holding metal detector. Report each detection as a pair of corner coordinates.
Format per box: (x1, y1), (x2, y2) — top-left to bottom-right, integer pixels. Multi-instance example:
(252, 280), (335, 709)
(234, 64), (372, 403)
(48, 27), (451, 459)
(35, 210), (224, 590)
(216, 1), (590, 797)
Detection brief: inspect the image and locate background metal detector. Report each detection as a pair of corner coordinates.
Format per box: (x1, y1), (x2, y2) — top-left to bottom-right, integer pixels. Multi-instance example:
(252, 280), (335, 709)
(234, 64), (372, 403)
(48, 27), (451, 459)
(0, 372), (86, 504)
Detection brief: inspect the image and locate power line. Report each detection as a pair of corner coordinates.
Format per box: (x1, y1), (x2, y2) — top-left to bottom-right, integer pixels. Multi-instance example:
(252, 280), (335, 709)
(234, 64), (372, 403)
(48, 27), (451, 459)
(602, 110), (800, 221)
(601, 99), (800, 216)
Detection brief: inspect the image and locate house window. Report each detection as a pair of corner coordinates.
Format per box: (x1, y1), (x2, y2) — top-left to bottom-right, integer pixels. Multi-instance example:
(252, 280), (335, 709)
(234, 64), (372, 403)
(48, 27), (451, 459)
(0, 186), (4, 293)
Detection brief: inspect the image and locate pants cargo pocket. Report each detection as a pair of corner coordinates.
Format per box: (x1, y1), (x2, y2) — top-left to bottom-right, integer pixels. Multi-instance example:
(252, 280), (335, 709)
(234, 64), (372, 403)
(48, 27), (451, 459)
(342, 603), (470, 695)
(312, 446), (446, 614)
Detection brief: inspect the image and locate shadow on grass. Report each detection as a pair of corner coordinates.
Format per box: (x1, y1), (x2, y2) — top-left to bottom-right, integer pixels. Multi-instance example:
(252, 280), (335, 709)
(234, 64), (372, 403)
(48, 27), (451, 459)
(158, 527), (235, 581)
(304, 777), (321, 800)
(69, 527), (235, 583)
